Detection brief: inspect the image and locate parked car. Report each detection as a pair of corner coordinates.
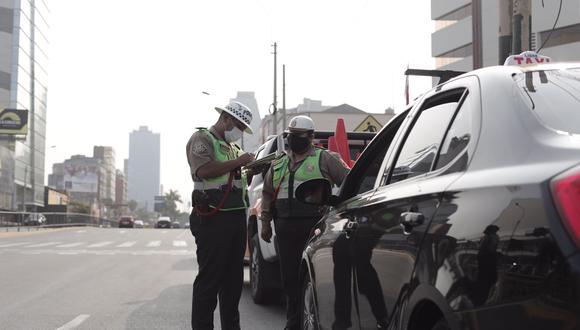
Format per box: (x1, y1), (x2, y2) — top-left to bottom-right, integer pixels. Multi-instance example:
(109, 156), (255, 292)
(295, 58), (580, 329)
(118, 216), (135, 228)
(133, 220), (144, 228)
(172, 221), (181, 229)
(23, 213), (46, 226)
(155, 217), (171, 229)
(247, 129), (376, 304)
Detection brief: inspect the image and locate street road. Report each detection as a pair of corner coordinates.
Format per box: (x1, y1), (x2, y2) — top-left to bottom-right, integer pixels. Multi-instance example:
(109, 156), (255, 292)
(0, 227), (285, 330)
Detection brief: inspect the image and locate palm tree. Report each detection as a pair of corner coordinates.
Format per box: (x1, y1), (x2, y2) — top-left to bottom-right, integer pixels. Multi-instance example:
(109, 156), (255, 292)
(162, 190), (182, 219)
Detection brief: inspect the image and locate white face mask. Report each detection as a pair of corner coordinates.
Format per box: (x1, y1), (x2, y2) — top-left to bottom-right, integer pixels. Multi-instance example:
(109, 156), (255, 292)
(224, 127), (243, 143)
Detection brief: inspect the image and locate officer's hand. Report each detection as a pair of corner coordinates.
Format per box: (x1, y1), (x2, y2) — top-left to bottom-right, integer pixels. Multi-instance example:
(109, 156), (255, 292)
(237, 153), (255, 167)
(261, 221), (273, 243)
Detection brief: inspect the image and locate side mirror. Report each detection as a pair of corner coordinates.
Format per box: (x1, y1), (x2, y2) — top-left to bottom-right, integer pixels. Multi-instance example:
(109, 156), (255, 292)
(295, 178), (336, 206)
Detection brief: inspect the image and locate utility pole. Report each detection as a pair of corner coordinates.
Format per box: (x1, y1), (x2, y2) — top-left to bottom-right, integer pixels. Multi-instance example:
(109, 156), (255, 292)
(282, 64), (286, 130)
(472, 0), (483, 69)
(512, 0), (532, 54)
(499, 0), (513, 63)
(272, 42), (278, 135)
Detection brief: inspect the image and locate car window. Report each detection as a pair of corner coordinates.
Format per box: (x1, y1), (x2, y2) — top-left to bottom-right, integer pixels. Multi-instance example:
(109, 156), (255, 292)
(339, 110), (408, 199)
(389, 89), (466, 184)
(433, 92), (473, 173)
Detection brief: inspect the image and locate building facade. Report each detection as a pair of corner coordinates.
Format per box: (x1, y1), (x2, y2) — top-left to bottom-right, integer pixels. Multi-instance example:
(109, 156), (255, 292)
(114, 169), (127, 216)
(432, 0), (580, 72)
(127, 126), (160, 212)
(93, 146), (116, 203)
(0, 0), (50, 210)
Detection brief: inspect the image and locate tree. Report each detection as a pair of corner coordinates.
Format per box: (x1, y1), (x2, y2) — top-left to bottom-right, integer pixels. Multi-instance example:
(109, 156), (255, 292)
(128, 200), (138, 213)
(70, 202), (90, 214)
(161, 189), (182, 219)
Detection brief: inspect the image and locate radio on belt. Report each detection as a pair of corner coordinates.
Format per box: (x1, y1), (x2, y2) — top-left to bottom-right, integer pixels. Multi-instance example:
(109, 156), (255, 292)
(504, 51), (553, 66)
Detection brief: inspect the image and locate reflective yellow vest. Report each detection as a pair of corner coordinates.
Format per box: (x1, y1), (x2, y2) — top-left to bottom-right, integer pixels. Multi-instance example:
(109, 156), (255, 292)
(193, 129), (248, 210)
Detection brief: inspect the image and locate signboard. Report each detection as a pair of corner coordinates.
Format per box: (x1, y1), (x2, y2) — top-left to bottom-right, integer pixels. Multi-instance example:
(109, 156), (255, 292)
(46, 187), (69, 205)
(354, 115), (383, 133)
(64, 163), (100, 193)
(154, 195), (165, 212)
(0, 108), (28, 135)
(504, 51), (552, 66)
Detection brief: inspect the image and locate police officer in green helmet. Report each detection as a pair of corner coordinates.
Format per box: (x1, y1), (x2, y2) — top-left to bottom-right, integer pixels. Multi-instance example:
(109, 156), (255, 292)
(261, 115), (349, 330)
(186, 100), (254, 330)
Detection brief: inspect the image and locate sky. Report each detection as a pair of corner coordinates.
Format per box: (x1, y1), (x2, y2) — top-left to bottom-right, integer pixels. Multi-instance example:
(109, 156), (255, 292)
(45, 0), (435, 210)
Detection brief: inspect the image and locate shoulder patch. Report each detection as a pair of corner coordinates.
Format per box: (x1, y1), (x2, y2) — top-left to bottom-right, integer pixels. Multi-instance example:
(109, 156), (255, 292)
(192, 142), (208, 155)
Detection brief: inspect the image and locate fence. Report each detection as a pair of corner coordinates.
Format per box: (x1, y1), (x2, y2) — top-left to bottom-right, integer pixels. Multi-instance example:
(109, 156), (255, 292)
(0, 211), (112, 231)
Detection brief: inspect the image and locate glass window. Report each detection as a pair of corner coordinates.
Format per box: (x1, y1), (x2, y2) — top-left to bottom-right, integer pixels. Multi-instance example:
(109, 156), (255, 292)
(434, 94), (472, 172)
(515, 68), (580, 134)
(390, 89), (465, 184)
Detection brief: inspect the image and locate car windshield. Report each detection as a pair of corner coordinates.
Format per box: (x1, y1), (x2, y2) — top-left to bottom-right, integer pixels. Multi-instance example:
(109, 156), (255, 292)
(516, 67), (580, 134)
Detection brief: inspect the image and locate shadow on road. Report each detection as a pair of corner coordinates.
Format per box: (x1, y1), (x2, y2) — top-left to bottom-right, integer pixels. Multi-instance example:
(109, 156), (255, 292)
(172, 258), (195, 271)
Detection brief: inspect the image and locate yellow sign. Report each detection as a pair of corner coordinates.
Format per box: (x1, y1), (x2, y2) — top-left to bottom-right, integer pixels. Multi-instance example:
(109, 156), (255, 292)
(0, 108), (28, 135)
(354, 115), (382, 133)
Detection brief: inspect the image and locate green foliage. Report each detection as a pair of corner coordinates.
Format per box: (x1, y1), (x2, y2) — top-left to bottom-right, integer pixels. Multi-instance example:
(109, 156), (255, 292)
(70, 202), (90, 214)
(160, 189), (182, 219)
(128, 200), (138, 212)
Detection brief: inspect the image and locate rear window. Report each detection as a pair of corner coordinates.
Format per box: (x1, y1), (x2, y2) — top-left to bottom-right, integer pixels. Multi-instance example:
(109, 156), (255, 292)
(516, 67), (580, 134)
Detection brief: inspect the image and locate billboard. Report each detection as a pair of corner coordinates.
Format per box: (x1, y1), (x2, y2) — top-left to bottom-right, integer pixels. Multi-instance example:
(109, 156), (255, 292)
(46, 187), (69, 205)
(0, 108), (28, 136)
(64, 163), (100, 193)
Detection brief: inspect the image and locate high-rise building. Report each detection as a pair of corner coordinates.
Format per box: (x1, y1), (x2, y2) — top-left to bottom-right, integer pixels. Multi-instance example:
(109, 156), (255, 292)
(128, 126), (160, 212)
(115, 169), (127, 215)
(432, 0), (580, 72)
(93, 146), (116, 203)
(231, 91), (262, 153)
(0, 0), (50, 210)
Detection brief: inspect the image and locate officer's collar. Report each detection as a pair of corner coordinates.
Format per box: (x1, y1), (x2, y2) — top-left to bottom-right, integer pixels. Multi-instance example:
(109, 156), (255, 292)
(209, 126), (226, 142)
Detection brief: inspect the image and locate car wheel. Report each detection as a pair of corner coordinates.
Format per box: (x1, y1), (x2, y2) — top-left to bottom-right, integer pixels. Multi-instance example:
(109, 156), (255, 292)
(250, 234), (278, 304)
(302, 275), (319, 330)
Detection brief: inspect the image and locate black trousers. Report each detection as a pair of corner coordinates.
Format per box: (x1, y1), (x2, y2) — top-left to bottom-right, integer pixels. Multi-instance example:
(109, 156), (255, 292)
(190, 209), (246, 330)
(274, 217), (318, 330)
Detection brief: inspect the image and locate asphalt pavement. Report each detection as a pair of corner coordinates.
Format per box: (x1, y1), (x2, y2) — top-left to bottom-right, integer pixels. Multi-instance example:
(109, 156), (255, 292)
(0, 227), (285, 330)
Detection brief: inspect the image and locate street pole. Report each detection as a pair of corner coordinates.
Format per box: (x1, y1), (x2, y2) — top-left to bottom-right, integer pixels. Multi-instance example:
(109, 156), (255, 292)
(512, 0), (532, 54)
(272, 42), (278, 135)
(472, 0), (483, 69)
(499, 0), (513, 63)
(282, 64), (286, 130)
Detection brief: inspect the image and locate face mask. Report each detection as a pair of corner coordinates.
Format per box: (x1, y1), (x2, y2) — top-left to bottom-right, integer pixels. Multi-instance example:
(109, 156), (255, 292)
(224, 127), (243, 143)
(288, 134), (311, 153)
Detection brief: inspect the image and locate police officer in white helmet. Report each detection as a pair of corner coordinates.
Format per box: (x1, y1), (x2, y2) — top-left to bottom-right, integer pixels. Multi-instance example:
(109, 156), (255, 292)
(261, 115), (349, 330)
(186, 101), (255, 330)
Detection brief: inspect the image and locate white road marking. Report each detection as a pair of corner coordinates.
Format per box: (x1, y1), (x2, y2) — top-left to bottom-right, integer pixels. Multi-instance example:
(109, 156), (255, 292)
(0, 242), (29, 248)
(56, 242), (84, 248)
(76, 230), (86, 233)
(161, 231), (168, 234)
(173, 241), (187, 247)
(147, 241), (161, 247)
(87, 241), (113, 248)
(117, 241), (137, 247)
(55, 314), (90, 330)
(26, 242), (61, 248)
(119, 231), (126, 234)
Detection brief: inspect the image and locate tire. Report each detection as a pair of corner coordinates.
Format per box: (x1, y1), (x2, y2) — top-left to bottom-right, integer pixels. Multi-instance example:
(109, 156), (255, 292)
(301, 275), (319, 330)
(431, 318), (451, 330)
(250, 234), (279, 304)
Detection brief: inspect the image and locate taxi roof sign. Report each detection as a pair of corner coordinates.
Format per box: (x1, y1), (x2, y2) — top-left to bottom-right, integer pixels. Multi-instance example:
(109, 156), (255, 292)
(504, 51), (552, 66)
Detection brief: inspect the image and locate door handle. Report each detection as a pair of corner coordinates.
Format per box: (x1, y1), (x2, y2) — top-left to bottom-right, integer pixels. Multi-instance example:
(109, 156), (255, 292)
(400, 212), (425, 234)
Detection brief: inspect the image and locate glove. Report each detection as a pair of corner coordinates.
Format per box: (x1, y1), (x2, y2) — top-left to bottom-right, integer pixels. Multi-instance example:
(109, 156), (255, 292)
(261, 220), (273, 243)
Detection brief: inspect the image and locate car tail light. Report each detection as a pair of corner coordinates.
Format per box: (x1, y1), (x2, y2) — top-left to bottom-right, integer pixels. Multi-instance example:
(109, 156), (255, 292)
(552, 166), (580, 248)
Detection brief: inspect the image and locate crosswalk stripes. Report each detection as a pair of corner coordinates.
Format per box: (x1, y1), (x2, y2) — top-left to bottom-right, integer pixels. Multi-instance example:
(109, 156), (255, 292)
(173, 241), (187, 247)
(26, 242), (62, 248)
(0, 242), (29, 248)
(87, 241), (113, 248)
(117, 241), (137, 248)
(147, 241), (161, 247)
(56, 242), (84, 248)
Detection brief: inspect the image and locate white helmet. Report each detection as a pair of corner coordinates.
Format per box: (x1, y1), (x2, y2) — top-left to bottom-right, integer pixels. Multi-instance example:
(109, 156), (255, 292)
(215, 101), (253, 134)
(288, 115), (315, 132)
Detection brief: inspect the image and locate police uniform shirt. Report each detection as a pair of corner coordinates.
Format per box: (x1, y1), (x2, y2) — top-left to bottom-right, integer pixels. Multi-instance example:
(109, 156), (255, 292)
(186, 126), (221, 182)
(260, 145), (349, 223)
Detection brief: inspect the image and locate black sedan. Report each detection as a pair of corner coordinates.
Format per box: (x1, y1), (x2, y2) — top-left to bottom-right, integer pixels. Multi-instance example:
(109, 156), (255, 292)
(296, 62), (580, 330)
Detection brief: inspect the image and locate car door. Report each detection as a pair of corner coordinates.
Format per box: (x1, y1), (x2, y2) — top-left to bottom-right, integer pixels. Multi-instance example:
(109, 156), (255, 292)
(350, 77), (480, 329)
(308, 110), (410, 330)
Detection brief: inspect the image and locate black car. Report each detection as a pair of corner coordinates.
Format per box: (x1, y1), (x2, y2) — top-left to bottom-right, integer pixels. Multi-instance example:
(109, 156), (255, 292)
(296, 62), (580, 330)
(118, 216), (134, 228)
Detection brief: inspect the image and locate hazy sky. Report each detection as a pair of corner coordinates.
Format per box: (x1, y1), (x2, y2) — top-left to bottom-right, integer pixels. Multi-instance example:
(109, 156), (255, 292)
(46, 0), (434, 209)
